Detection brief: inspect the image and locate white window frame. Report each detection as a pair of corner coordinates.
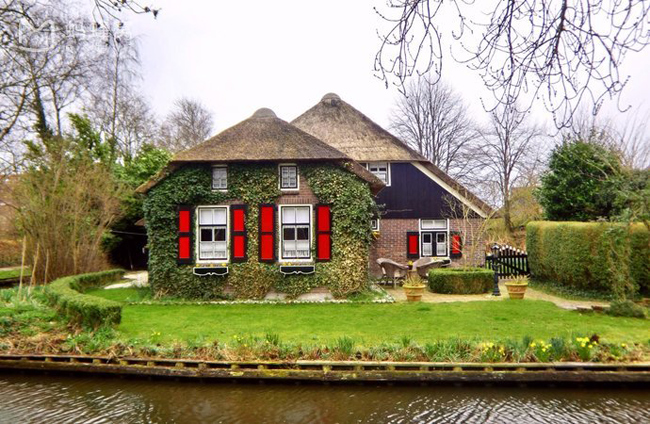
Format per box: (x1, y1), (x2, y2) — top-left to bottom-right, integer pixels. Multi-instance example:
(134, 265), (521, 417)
(366, 162), (391, 186)
(278, 204), (313, 262)
(371, 218), (380, 231)
(196, 205), (230, 263)
(211, 165), (228, 191)
(279, 164), (299, 191)
(419, 218), (449, 258)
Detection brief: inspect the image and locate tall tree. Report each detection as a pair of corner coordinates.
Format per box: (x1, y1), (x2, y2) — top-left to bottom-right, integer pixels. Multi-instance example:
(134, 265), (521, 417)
(159, 98), (214, 153)
(474, 105), (544, 233)
(390, 78), (477, 181)
(375, 1), (650, 128)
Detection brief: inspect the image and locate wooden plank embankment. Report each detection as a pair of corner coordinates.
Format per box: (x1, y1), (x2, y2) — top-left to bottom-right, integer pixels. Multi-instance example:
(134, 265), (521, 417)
(0, 355), (648, 385)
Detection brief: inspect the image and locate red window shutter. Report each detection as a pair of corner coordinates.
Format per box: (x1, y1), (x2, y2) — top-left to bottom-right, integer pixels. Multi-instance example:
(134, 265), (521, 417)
(450, 232), (462, 258)
(406, 231), (419, 259)
(258, 204), (275, 262)
(230, 205), (247, 262)
(177, 205), (193, 264)
(316, 204), (332, 261)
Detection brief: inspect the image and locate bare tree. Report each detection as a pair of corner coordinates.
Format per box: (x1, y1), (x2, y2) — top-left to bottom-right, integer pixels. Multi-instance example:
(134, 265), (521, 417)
(390, 77), (477, 181)
(375, 1), (650, 129)
(159, 98), (214, 153)
(473, 105), (545, 234)
(0, 1), (101, 153)
(568, 108), (650, 170)
(84, 34), (158, 161)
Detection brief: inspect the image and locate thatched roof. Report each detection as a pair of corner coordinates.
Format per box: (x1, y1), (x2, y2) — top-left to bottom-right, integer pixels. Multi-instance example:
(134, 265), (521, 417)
(292, 93), (427, 162)
(136, 108), (384, 194)
(173, 108), (351, 163)
(292, 94), (493, 216)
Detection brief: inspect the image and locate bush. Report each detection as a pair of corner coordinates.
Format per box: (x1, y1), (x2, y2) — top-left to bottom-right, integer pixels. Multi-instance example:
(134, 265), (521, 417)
(607, 300), (648, 319)
(428, 268), (493, 294)
(44, 269), (125, 328)
(527, 221), (650, 296)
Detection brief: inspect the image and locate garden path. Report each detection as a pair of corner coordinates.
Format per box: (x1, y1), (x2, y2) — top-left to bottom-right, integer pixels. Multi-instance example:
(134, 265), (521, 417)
(385, 282), (610, 311)
(105, 271), (149, 289)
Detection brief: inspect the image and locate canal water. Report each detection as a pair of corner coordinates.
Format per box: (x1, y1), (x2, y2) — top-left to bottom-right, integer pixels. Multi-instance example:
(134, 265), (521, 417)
(0, 374), (648, 423)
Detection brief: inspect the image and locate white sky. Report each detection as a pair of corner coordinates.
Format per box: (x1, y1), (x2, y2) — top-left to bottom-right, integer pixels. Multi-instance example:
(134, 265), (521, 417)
(123, 0), (650, 137)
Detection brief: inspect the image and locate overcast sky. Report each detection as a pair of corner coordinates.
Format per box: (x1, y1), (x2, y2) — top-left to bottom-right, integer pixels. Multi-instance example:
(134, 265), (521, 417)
(124, 0), (650, 137)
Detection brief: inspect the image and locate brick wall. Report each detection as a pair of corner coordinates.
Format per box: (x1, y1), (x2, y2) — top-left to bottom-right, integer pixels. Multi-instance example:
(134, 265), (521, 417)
(369, 217), (487, 276)
(369, 218), (419, 275)
(277, 174), (319, 205)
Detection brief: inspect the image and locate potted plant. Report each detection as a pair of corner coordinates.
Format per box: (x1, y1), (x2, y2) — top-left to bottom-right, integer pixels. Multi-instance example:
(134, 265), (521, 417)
(505, 276), (529, 299)
(403, 273), (426, 302)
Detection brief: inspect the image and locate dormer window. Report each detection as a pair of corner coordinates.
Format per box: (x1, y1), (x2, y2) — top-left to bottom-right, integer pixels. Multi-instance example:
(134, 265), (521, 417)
(279, 164), (299, 190)
(212, 166), (228, 190)
(367, 162), (390, 186)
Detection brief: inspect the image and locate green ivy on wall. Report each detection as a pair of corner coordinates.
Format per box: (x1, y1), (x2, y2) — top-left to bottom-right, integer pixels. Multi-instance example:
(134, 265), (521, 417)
(143, 162), (376, 300)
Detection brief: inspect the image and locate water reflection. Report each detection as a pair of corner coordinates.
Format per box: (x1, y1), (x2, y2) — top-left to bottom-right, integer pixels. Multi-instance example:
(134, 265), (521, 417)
(0, 374), (647, 423)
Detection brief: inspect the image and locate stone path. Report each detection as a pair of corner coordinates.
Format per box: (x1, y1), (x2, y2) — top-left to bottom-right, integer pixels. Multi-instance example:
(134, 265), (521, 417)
(385, 281), (609, 311)
(105, 271), (149, 289)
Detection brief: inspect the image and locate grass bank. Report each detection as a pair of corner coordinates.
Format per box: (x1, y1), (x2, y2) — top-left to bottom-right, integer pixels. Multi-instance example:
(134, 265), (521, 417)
(109, 300), (649, 345)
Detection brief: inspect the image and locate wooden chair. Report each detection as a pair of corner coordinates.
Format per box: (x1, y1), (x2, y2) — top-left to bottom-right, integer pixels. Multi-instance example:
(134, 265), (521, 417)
(376, 258), (408, 288)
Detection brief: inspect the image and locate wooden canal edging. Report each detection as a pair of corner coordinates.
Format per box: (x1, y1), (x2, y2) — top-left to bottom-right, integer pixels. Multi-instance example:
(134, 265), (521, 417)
(0, 355), (649, 385)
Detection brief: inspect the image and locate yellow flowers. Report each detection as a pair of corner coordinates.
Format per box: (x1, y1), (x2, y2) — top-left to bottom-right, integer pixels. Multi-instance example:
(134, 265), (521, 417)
(530, 340), (550, 351)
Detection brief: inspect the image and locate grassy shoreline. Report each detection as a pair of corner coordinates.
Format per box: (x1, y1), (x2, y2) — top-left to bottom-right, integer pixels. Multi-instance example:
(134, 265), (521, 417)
(0, 286), (648, 364)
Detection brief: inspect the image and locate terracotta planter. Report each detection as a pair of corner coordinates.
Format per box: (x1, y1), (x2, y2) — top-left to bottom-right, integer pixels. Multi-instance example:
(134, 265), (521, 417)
(504, 282), (528, 299)
(404, 285), (425, 302)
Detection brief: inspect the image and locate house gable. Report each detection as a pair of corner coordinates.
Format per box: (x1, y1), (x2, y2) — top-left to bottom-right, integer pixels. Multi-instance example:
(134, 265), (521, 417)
(376, 163), (485, 219)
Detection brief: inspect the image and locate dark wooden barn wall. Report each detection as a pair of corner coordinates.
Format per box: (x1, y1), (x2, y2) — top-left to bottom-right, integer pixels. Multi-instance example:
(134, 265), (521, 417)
(376, 163), (469, 219)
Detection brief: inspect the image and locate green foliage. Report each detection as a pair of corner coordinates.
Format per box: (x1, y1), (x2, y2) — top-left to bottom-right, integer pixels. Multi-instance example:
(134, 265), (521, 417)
(526, 221), (650, 297)
(537, 139), (623, 221)
(143, 163), (375, 299)
(44, 269), (125, 328)
(428, 268), (494, 294)
(607, 300), (648, 319)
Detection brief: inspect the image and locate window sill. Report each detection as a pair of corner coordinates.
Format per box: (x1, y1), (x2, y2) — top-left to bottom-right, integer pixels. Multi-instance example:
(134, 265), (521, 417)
(193, 266), (229, 276)
(279, 265), (315, 275)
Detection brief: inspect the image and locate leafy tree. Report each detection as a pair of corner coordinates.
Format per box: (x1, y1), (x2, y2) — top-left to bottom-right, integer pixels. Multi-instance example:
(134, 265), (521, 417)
(106, 144), (171, 269)
(537, 139), (623, 221)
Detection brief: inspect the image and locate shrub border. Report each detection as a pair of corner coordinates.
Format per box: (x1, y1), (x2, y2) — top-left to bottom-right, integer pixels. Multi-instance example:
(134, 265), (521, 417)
(44, 269), (125, 328)
(427, 267), (494, 294)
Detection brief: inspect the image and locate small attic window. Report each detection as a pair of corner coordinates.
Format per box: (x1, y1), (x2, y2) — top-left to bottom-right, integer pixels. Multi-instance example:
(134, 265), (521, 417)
(279, 164), (299, 190)
(367, 162), (390, 186)
(212, 166), (228, 190)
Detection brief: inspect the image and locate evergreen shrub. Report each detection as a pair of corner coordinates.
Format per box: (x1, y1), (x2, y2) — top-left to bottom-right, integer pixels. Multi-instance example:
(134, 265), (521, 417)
(428, 268), (494, 294)
(45, 269), (124, 328)
(526, 221), (649, 296)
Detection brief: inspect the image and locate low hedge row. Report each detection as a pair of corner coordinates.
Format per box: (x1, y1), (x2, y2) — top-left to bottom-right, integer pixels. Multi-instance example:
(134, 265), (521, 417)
(526, 221), (650, 296)
(44, 269), (125, 328)
(428, 268), (494, 294)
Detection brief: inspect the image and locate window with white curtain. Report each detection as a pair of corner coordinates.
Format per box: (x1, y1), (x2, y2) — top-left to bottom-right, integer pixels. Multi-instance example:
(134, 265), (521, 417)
(280, 205), (311, 259)
(367, 162), (390, 185)
(279, 165), (298, 189)
(198, 207), (228, 260)
(212, 166), (228, 190)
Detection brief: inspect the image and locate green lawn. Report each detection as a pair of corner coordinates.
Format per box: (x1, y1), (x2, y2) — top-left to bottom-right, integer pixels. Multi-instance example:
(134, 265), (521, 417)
(85, 287), (149, 303)
(115, 300), (650, 345)
(0, 267), (30, 281)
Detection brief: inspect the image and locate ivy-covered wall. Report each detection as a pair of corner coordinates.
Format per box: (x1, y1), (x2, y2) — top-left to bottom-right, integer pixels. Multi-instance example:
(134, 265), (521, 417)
(142, 162), (376, 299)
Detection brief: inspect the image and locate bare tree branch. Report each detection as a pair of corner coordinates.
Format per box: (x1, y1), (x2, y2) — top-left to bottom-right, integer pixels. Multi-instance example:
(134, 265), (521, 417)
(375, 0), (650, 128)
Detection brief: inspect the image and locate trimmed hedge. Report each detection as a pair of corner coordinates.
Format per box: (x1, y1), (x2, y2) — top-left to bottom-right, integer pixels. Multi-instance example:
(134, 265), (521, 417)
(526, 221), (650, 296)
(428, 268), (494, 294)
(44, 269), (125, 328)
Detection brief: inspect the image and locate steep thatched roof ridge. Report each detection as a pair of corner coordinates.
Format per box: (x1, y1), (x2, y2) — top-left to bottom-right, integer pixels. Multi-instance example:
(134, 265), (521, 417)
(292, 93), (428, 162)
(292, 94), (493, 216)
(172, 107), (350, 163)
(135, 107), (385, 194)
